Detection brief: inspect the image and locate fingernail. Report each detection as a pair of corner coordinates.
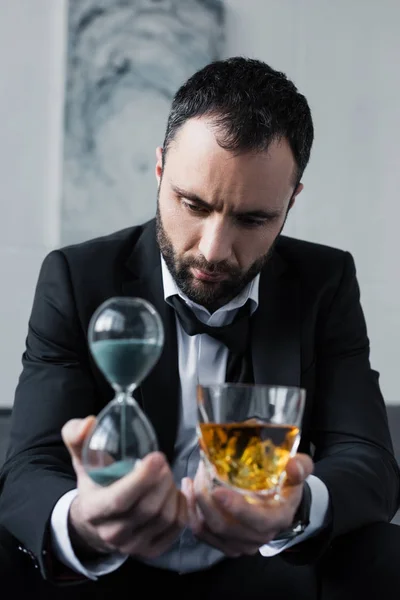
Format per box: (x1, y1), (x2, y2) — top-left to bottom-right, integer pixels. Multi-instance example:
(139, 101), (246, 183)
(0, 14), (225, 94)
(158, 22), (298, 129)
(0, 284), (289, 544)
(79, 416), (95, 437)
(79, 418), (89, 435)
(133, 458), (143, 472)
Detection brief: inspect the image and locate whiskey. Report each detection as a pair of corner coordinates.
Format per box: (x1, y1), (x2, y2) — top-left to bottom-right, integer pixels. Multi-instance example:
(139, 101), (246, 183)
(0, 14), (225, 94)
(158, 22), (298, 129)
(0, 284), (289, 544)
(199, 420), (300, 493)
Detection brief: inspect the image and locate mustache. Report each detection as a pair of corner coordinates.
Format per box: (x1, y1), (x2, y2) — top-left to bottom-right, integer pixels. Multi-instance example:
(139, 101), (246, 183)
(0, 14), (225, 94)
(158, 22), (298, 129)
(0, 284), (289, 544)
(181, 256), (241, 277)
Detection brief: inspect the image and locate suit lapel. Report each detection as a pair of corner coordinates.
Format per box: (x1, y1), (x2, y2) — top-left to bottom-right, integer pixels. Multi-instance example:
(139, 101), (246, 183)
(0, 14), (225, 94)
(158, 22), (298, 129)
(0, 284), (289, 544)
(251, 250), (301, 389)
(121, 221), (179, 464)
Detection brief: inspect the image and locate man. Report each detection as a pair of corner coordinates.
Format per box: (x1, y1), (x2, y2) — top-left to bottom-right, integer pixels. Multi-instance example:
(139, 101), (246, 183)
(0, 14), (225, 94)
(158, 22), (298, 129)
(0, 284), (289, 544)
(0, 56), (399, 599)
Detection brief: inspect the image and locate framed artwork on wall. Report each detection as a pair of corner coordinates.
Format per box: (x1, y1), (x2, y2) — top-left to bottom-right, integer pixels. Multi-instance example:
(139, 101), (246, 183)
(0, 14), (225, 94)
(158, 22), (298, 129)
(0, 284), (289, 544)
(61, 0), (225, 246)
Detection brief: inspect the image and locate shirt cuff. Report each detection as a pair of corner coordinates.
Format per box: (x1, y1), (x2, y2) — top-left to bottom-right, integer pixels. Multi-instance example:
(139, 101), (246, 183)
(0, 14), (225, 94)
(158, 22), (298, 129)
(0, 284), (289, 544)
(50, 488), (128, 579)
(259, 474), (330, 557)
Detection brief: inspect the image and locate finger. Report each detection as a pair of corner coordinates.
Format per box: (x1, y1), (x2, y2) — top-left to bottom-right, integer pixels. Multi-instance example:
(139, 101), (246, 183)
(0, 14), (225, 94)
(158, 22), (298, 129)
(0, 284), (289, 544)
(90, 452), (171, 521)
(124, 521), (182, 559)
(95, 472), (175, 539)
(129, 475), (179, 531)
(83, 453), (170, 524)
(194, 502), (274, 547)
(181, 477), (201, 531)
(61, 416), (96, 476)
(193, 467), (229, 534)
(98, 486), (187, 551)
(194, 468), (289, 542)
(284, 453), (314, 487)
(193, 478), (262, 541)
(194, 486), (234, 535)
(147, 488), (188, 549)
(175, 487), (189, 532)
(211, 487), (291, 535)
(127, 490), (189, 558)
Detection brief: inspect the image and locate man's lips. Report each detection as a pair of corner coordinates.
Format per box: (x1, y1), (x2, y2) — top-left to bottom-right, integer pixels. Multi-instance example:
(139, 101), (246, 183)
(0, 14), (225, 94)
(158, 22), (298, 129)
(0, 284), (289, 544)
(191, 267), (228, 282)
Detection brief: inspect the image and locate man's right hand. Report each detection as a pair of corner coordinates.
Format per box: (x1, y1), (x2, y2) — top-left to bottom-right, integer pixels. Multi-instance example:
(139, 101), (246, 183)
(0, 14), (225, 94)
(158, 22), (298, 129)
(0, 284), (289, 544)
(61, 416), (188, 561)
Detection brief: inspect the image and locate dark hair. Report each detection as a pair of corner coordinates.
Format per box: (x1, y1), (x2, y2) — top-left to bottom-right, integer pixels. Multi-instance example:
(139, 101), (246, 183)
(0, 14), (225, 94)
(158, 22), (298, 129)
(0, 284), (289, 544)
(162, 56), (314, 185)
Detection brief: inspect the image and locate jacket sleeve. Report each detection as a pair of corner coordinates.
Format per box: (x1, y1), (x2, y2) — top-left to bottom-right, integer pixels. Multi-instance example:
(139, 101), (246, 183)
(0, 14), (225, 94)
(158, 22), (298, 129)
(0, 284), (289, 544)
(0, 250), (99, 583)
(283, 251), (400, 564)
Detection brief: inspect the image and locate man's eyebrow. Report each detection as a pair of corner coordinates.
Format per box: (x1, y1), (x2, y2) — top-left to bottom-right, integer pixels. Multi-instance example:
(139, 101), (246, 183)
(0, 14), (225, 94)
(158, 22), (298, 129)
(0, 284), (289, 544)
(171, 184), (282, 220)
(172, 185), (208, 207)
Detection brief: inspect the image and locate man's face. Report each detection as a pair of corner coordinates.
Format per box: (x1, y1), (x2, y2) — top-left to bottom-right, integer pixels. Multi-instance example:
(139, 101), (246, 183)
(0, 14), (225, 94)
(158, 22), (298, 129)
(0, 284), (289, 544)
(155, 118), (303, 311)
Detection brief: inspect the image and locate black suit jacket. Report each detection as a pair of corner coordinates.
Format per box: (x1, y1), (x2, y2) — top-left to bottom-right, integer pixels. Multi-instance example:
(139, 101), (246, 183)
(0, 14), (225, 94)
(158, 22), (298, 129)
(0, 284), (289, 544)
(0, 219), (399, 581)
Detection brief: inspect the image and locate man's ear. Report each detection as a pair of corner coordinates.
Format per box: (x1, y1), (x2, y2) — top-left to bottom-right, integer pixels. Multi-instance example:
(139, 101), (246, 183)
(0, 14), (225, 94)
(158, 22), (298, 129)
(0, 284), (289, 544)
(288, 182), (304, 210)
(155, 146), (163, 184)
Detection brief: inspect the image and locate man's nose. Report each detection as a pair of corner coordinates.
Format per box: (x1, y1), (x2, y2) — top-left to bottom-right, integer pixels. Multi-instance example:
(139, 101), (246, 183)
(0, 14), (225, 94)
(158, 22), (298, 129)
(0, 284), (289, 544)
(198, 216), (234, 265)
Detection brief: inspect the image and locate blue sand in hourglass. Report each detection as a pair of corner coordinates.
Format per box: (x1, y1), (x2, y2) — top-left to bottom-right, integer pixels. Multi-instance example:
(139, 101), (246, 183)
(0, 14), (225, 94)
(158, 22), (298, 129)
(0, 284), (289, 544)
(88, 459), (138, 486)
(91, 338), (163, 389)
(84, 400), (158, 485)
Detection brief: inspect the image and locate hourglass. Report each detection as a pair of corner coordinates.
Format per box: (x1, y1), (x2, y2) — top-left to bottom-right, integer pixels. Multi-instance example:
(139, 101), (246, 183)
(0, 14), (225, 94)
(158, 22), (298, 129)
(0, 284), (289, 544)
(82, 296), (164, 486)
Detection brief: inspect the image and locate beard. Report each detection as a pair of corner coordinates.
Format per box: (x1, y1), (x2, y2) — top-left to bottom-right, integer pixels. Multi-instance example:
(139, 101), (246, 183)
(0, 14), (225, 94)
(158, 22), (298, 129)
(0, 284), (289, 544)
(156, 202), (277, 312)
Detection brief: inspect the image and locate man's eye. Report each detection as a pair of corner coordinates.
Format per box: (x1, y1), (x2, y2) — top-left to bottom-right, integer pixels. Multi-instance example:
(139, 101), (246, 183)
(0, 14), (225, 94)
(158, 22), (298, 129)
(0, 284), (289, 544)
(238, 217), (267, 228)
(183, 201), (208, 214)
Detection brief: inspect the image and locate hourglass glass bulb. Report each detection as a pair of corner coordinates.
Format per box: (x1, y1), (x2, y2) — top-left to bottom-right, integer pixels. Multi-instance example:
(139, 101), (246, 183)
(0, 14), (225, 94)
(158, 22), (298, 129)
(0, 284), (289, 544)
(82, 296), (164, 485)
(83, 394), (158, 485)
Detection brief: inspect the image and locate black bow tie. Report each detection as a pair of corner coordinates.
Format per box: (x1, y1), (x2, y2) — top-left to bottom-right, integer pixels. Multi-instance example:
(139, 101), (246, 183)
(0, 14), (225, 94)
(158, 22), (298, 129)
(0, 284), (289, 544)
(168, 294), (253, 383)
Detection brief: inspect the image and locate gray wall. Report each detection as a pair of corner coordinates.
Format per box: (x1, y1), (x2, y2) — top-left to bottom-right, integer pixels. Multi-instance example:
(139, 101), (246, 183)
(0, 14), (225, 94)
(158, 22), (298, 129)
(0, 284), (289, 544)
(223, 0), (400, 404)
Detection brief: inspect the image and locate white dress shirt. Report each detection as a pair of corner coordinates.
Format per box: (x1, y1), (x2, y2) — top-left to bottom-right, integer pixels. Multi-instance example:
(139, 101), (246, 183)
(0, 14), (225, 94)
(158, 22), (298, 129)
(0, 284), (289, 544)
(50, 256), (330, 579)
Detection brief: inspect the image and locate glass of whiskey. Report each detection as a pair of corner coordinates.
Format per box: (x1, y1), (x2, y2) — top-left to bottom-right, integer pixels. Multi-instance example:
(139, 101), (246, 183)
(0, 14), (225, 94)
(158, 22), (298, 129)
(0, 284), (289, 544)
(196, 383), (306, 501)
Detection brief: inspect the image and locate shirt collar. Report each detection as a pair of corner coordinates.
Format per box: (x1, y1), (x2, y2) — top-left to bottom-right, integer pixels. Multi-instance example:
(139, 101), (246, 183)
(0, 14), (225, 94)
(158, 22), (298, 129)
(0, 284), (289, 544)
(161, 254), (259, 318)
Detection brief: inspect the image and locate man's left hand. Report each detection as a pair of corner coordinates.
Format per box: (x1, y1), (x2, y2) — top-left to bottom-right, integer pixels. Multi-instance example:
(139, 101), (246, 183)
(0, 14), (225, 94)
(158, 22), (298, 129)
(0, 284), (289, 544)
(181, 454), (314, 557)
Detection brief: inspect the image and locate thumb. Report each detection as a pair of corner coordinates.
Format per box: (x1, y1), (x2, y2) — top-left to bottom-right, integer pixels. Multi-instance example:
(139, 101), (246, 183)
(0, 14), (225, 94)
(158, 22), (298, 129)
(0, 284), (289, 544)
(284, 453), (314, 487)
(61, 415), (96, 473)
